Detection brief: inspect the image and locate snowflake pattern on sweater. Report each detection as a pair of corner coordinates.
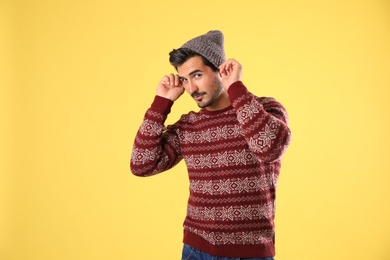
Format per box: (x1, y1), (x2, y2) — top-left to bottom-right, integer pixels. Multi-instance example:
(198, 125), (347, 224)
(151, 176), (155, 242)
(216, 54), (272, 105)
(130, 81), (291, 258)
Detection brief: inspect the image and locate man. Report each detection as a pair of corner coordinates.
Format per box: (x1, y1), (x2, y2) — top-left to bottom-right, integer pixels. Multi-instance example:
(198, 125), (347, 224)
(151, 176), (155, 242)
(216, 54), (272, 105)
(131, 30), (291, 260)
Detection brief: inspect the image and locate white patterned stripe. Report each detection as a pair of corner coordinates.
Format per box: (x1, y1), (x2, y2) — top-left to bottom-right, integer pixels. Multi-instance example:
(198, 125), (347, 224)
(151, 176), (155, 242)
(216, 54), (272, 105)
(181, 140), (247, 153)
(185, 217), (272, 230)
(139, 119), (164, 136)
(187, 165), (271, 178)
(179, 125), (243, 143)
(248, 118), (279, 153)
(186, 202), (274, 221)
(189, 193), (271, 205)
(236, 101), (261, 124)
(145, 109), (167, 121)
(185, 227), (274, 245)
(185, 149), (258, 169)
(190, 175), (272, 195)
(132, 147), (159, 165)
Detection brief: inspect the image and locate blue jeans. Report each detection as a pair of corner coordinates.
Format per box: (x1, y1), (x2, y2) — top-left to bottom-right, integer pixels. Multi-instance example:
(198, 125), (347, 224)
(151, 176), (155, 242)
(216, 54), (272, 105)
(181, 244), (275, 260)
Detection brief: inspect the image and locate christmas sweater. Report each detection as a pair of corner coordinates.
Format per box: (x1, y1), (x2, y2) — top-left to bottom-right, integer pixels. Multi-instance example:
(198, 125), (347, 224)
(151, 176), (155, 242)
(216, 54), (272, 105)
(131, 81), (291, 258)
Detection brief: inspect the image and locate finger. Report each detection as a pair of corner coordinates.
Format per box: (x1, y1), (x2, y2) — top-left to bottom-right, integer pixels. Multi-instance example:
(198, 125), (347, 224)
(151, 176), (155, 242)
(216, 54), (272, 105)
(219, 63), (227, 76)
(174, 74), (181, 86)
(227, 60), (235, 72)
(222, 63), (230, 76)
(168, 74), (175, 86)
(164, 74), (171, 86)
(227, 60), (234, 71)
(161, 75), (169, 86)
(219, 61), (225, 71)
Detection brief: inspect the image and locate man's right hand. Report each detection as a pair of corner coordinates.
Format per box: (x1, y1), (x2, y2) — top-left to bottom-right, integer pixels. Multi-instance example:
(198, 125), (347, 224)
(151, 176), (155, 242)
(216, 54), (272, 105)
(156, 74), (184, 101)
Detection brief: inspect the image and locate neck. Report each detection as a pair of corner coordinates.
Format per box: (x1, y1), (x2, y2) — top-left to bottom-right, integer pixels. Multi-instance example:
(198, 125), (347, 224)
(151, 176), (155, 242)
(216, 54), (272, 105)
(205, 91), (231, 111)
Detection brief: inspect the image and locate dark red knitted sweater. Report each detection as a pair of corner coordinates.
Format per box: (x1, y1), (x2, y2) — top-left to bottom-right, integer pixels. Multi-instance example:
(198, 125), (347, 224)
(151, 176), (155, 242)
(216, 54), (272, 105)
(131, 81), (291, 258)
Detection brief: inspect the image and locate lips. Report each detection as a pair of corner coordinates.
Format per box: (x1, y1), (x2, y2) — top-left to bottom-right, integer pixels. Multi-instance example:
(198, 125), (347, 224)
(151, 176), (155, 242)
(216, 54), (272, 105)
(192, 92), (206, 101)
(193, 94), (204, 101)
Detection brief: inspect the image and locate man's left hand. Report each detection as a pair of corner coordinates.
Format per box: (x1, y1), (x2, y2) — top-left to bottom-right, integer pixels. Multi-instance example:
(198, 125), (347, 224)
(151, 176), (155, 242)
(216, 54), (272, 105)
(219, 59), (242, 90)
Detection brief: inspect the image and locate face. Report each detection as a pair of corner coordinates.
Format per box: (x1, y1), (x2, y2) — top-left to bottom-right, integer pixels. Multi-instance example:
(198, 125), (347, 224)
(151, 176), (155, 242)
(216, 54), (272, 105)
(177, 56), (229, 111)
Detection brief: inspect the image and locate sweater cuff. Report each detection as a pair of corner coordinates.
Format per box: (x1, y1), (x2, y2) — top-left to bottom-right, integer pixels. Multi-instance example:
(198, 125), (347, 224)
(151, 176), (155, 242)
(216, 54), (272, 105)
(151, 95), (174, 115)
(227, 81), (248, 103)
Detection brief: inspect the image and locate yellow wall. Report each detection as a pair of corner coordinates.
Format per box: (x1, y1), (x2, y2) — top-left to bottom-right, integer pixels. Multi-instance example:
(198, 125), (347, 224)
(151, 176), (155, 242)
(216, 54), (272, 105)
(2, 0), (390, 259)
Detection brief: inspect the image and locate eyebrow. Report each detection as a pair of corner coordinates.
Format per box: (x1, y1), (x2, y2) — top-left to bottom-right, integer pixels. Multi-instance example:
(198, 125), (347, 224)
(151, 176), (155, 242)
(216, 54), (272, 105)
(179, 69), (203, 80)
(189, 69), (203, 76)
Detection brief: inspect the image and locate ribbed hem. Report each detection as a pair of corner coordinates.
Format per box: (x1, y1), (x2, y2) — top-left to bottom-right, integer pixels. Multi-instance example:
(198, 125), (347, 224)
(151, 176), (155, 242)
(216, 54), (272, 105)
(183, 230), (275, 258)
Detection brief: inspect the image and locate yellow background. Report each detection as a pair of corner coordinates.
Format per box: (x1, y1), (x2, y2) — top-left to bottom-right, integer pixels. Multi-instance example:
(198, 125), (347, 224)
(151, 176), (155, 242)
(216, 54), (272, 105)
(2, 0), (390, 259)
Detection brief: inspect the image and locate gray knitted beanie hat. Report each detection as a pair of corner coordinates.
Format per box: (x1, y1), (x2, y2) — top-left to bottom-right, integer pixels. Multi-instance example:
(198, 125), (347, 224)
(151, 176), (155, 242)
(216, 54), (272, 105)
(181, 30), (226, 68)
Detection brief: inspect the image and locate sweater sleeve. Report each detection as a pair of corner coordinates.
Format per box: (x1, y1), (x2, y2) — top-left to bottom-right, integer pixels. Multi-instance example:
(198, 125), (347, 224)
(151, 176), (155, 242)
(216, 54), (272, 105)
(130, 95), (183, 177)
(228, 81), (291, 162)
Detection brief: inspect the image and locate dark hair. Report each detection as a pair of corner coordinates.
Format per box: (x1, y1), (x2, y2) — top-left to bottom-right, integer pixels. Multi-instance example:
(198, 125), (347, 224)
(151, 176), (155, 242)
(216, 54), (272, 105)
(169, 48), (218, 72)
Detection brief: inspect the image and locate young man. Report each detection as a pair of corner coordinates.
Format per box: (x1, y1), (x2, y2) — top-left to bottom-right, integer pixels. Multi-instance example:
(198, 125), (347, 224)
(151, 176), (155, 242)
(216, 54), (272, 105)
(131, 30), (291, 260)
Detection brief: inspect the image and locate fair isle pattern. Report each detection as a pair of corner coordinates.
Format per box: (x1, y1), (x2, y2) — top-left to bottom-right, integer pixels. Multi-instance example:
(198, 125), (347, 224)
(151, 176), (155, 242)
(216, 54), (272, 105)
(130, 81), (291, 257)
(232, 93), (291, 162)
(248, 118), (279, 153)
(236, 97), (280, 154)
(185, 149), (258, 169)
(187, 202), (274, 221)
(190, 175), (272, 195)
(184, 217), (273, 230)
(139, 119), (164, 136)
(181, 140), (247, 153)
(187, 166), (268, 178)
(236, 101), (262, 124)
(179, 125), (243, 143)
(185, 226), (274, 245)
(145, 109), (167, 121)
(132, 132), (181, 167)
(189, 192), (272, 205)
(180, 111), (239, 128)
(132, 147), (159, 165)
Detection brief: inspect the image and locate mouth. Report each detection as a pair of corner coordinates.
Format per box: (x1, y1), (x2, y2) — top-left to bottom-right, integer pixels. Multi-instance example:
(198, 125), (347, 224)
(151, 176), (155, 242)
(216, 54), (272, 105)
(192, 92), (206, 101)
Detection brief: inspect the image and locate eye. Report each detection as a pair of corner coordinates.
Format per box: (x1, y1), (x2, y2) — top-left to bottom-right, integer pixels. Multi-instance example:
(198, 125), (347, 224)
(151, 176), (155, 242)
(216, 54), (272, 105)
(194, 73), (202, 79)
(180, 78), (187, 83)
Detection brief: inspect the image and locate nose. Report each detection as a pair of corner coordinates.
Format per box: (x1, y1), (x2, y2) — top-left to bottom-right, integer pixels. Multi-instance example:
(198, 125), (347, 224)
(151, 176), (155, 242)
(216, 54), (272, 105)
(187, 80), (198, 94)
